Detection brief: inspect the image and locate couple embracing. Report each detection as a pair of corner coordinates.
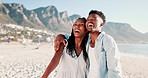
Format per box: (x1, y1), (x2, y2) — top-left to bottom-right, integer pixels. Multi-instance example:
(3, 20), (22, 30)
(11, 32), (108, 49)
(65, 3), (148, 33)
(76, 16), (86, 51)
(42, 10), (122, 78)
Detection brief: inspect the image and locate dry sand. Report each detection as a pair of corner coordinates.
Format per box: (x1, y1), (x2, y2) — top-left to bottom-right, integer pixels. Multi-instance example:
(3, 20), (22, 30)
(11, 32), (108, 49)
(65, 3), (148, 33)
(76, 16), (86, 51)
(121, 56), (148, 78)
(0, 43), (148, 78)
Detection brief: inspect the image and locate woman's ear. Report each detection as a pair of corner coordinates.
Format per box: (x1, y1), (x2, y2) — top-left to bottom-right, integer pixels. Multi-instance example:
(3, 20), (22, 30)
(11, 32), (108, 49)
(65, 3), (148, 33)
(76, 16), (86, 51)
(100, 23), (104, 26)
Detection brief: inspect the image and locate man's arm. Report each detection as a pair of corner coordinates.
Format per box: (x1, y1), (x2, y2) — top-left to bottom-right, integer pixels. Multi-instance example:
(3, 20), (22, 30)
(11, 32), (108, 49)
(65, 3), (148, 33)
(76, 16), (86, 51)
(54, 34), (67, 51)
(42, 43), (65, 78)
(104, 37), (122, 78)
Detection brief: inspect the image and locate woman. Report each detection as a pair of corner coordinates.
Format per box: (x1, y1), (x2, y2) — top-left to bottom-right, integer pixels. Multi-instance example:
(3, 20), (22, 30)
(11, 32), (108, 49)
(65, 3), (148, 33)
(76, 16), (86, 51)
(42, 17), (88, 78)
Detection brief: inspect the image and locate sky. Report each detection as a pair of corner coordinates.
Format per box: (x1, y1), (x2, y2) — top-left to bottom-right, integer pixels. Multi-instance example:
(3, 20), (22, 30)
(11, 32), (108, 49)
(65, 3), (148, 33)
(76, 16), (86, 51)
(1, 0), (148, 33)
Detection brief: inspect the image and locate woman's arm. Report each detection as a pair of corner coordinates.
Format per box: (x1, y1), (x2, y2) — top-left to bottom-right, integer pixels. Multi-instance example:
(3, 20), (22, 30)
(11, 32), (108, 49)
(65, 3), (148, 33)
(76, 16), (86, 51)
(42, 43), (65, 78)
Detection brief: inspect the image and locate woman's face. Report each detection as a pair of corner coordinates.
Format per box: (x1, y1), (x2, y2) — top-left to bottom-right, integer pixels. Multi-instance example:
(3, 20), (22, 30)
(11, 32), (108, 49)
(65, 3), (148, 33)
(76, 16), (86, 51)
(72, 19), (86, 38)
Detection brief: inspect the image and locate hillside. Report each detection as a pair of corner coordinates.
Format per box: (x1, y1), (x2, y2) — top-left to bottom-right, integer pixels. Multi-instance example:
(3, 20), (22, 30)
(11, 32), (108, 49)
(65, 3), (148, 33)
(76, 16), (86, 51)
(102, 22), (148, 43)
(0, 3), (148, 44)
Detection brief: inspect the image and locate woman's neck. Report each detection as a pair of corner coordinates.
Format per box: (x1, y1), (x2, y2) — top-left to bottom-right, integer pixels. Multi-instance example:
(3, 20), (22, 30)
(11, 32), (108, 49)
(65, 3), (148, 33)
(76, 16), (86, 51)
(74, 37), (84, 56)
(75, 37), (83, 48)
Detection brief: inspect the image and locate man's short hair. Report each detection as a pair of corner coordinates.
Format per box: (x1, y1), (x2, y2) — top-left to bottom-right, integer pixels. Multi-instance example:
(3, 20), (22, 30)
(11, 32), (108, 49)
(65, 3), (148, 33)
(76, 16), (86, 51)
(89, 10), (106, 24)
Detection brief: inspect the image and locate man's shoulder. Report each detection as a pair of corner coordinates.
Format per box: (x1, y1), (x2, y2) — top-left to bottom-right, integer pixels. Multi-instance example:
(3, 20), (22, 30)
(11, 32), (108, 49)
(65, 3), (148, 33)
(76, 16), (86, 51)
(101, 32), (114, 40)
(101, 32), (118, 50)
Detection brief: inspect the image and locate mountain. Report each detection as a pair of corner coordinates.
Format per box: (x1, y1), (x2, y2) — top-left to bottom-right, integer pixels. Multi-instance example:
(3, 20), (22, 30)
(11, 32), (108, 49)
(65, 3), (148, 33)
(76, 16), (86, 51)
(69, 14), (81, 23)
(0, 3), (148, 43)
(102, 22), (148, 43)
(144, 32), (148, 35)
(0, 3), (16, 24)
(33, 6), (73, 33)
(2, 3), (45, 29)
(0, 3), (76, 33)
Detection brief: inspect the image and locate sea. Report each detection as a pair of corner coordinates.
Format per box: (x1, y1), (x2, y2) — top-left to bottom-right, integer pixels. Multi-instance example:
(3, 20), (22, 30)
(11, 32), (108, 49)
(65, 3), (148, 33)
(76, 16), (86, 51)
(118, 44), (148, 59)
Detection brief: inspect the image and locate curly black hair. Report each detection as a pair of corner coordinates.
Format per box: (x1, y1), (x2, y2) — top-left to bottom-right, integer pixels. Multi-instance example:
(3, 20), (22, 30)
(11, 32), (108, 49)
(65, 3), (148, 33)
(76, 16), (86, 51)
(89, 10), (106, 24)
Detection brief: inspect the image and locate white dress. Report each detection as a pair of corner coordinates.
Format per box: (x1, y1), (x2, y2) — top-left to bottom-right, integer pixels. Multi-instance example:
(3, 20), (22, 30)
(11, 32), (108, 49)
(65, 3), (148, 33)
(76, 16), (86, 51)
(55, 47), (87, 78)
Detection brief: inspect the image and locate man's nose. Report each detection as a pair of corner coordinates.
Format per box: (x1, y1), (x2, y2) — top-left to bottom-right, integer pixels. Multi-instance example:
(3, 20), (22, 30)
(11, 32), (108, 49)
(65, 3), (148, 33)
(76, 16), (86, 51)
(87, 19), (92, 22)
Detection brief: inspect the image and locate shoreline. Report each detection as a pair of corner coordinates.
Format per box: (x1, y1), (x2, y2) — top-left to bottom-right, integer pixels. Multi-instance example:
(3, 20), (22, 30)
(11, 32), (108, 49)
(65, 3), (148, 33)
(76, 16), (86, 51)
(121, 53), (148, 60)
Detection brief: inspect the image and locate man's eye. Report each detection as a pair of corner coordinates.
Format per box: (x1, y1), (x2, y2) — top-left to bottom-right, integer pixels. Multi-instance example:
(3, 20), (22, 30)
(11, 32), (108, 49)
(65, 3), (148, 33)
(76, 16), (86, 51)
(87, 19), (96, 22)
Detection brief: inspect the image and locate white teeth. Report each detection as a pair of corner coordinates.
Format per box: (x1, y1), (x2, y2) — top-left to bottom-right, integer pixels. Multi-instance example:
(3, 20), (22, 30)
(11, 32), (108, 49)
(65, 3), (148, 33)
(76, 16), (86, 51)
(88, 23), (93, 26)
(75, 29), (80, 32)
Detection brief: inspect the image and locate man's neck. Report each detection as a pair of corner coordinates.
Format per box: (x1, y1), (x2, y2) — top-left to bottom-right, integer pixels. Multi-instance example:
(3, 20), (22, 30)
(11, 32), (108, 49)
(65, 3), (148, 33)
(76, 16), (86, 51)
(90, 31), (101, 42)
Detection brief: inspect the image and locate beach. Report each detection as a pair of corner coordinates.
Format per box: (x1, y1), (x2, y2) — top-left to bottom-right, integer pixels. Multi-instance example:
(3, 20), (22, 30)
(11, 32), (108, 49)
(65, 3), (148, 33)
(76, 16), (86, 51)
(0, 43), (148, 78)
(121, 56), (148, 78)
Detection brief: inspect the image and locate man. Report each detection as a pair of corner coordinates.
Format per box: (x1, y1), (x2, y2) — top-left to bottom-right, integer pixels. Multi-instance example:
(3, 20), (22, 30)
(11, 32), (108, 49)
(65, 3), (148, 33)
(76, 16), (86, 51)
(54, 10), (122, 78)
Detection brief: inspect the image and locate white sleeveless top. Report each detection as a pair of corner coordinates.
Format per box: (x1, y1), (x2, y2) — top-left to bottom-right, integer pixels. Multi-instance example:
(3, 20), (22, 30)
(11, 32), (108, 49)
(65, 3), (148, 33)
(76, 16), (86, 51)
(55, 47), (86, 78)
(88, 45), (99, 78)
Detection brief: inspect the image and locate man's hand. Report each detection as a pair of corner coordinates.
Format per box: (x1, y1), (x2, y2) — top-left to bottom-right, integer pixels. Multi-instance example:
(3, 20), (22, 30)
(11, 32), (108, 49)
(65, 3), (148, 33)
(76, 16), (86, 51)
(54, 34), (67, 51)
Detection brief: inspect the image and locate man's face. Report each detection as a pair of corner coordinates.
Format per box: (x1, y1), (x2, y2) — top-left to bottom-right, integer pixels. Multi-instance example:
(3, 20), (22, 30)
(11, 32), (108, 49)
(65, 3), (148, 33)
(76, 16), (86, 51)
(86, 14), (103, 32)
